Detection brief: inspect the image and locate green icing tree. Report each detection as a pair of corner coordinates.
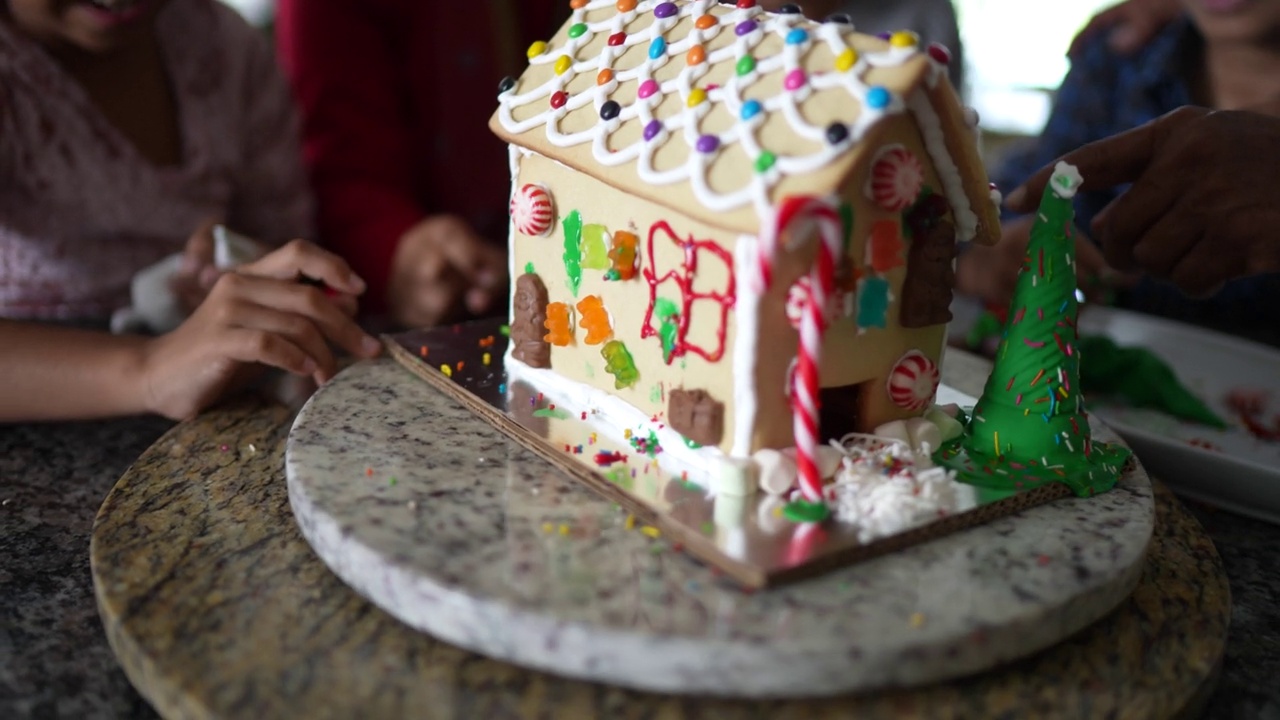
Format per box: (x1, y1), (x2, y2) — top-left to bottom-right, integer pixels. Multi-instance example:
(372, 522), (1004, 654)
(937, 162), (1131, 497)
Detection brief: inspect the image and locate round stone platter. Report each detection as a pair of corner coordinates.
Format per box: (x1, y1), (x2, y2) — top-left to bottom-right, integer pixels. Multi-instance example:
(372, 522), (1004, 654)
(284, 355), (1155, 698)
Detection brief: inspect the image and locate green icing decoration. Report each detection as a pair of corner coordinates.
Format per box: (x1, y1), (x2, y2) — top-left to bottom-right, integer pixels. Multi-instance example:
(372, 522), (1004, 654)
(499, 325), (511, 336)
(838, 202), (854, 251)
(524, 261), (535, 275)
(581, 224), (611, 270)
(604, 269), (621, 281)
(783, 500), (830, 523)
(755, 151), (777, 174)
(562, 210), (584, 296)
(654, 297), (680, 363)
(683, 437), (702, 449)
(606, 467), (632, 490)
(533, 407), (571, 420)
(649, 384), (662, 403)
(1078, 335), (1227, 428)
(935, 164), (1131, 498)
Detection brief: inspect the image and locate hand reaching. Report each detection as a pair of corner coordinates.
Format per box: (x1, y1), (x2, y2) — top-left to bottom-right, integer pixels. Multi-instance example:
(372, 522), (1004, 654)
(389, 215), (508, 328)
(141, 240), (382, 420)
(169, 220), (221, 313)
(1008, 107), (1280, 299)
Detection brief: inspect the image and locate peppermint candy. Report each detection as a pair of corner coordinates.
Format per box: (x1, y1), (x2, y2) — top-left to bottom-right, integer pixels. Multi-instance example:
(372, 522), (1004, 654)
(784, 276), (843, 329)
(887, 350), (939, 410)
(867, 145), (924, 212)
(510, 183), (555, 237)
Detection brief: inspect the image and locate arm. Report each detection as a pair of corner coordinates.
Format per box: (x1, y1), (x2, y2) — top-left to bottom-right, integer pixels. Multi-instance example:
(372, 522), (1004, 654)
(275, 0), (424, 313)
(224, 9), (315, 247)
(0, 322), (150, 421)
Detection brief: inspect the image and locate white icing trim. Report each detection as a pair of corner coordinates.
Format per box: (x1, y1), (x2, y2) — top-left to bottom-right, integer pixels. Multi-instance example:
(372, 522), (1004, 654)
(906, 88), (978, 242)
(730, 233), (761, 457)
(507, 144), (522, 323)
(1050, 161), (1084, 199)
(496, 0), (921, 218)
(505, 355), (725, 484)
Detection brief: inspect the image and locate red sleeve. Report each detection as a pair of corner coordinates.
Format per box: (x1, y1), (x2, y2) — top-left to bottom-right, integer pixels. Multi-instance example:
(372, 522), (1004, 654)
(275, 0), (421, 315)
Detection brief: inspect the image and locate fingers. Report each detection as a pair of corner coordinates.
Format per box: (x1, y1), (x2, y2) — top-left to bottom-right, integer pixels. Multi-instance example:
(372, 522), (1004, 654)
(1089, 173), (1180, 272)
(181, 219), (218, 273)
(1006, 108), (1206, 214)
(222, 298), (338, 380)
(241, 239), (367, 295)
(224, 327), (318, 378)
(1125, 207), (1200, 280)
(1169, 240), (1240, 299)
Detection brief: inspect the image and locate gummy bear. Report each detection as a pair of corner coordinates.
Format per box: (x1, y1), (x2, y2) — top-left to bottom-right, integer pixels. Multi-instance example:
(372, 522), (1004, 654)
(544, 302), (574, 346)
(601, 340), (639, 389)
(607, 230), (639, 280)
(575, 295), (613, 345)
(581, 224), (611, 270)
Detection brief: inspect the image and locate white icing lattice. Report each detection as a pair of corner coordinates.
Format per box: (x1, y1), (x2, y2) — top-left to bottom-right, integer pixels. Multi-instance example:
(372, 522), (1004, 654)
(496, 0), (943, 221)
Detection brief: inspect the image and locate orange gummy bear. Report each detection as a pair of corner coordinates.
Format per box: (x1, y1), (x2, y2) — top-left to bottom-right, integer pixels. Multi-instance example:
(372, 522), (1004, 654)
(544, 302), (574, 346)
(608, 230), (639, 280)
(575, 295), (613, 345)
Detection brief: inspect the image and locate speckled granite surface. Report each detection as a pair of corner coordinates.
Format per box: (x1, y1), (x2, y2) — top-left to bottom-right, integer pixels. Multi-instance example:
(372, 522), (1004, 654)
(283, 359), (1154, 697)
(1, 349), (1276, 719)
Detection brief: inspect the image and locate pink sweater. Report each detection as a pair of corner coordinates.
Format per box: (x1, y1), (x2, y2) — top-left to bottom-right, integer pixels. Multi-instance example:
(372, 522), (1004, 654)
(0, 0), (313, 321)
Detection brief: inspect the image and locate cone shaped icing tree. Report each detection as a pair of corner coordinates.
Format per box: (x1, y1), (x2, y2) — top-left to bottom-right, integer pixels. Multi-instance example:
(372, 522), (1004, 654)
(938, 162), (1131, 497)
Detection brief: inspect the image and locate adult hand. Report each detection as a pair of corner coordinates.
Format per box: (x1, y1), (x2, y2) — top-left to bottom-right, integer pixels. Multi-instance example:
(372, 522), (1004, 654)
(956, 215), (1122, 307)
(1007, 107), (1280, 299)
(141, 240), (382, 420)
(388, 215), (507, 328)
(1067, 0), (1182, 57)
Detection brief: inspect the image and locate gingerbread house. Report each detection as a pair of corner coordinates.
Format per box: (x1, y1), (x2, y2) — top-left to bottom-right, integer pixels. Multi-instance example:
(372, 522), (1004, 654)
(491, 0), (999, 471)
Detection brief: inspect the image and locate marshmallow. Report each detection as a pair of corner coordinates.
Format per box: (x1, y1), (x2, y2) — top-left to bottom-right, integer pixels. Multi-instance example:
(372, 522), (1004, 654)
(753, 448), (797, 496)
(924, 407), (965, 442)
(873, 419), (912, 447)
(715, 457), (757, 498)
(816, 444), (844, 479)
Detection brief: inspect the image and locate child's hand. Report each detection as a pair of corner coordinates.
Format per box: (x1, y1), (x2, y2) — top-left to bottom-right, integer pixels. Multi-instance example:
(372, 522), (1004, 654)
(956, 215), (1126, 307)
(170, 221), (222, 313)
(140, 240), (382, 420)
(389, 215), (507, 328)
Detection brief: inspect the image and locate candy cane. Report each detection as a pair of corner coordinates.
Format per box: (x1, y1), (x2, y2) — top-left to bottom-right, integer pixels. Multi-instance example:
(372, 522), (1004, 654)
(762, 197), (844, 506)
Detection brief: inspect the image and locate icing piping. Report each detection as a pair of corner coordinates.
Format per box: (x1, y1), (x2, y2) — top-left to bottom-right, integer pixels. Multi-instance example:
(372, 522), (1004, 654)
(906, 89), (978, 242)
(730, 234), (761, 457)
(640, 221), (736, 364)
(496, 0), (935, 219)
(506, 355), (723, 482)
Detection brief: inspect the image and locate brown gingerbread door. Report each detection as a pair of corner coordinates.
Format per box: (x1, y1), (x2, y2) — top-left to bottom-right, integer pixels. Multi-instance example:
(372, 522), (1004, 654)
(900, 217), (958, 328)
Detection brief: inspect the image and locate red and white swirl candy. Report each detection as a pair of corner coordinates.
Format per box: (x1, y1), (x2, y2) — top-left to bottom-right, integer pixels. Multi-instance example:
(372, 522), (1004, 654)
(887, 350), (940, 410)
(867, 146), (924, 212)
(510, 183), (555, 237)
(785, 277), (843, 329)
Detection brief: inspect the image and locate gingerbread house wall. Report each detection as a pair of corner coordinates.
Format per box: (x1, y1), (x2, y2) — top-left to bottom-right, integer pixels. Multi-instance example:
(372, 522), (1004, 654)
(509, 150), (741, 454)
(746, 111), (953, 451)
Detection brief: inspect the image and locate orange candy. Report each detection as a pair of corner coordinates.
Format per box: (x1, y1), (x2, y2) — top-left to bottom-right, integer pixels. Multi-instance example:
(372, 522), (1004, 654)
(576, 295), (613, 345)
(570, 0), (588, 8)
(695, 14), (717, 30)
(608, 230), (639, 280)
(597, 68), (614, 86)
(868, 220), (905, 273)
(617, 0), (637, 11)
(686, 45), (706, 66)
(544, 302), (574, 346)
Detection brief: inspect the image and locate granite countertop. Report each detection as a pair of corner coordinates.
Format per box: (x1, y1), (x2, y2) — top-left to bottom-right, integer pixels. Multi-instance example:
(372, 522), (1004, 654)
(2, 364), (1278, 718)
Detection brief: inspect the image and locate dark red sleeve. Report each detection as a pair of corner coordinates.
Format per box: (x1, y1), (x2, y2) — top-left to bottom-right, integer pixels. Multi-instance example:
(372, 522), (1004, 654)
(275, 0), (421, 315)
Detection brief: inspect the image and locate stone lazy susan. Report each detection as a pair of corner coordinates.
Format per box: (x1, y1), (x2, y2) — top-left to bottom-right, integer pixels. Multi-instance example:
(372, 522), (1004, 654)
(285, 327), (1154, 699)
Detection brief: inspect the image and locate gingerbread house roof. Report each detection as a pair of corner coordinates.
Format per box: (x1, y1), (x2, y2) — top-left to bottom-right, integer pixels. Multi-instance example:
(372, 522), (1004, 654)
(491, 0), (1000, 242)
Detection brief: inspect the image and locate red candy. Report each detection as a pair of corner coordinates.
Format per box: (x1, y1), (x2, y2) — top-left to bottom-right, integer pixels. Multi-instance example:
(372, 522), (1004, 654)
(927, 42), (952, 65)
(607, 32), (626, 46)
(736, 0), (756, 7)
(550, 91), (568, 109)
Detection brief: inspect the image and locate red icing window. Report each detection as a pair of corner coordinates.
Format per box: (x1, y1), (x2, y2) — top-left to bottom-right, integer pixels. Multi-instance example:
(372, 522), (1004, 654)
(641, 221), (736, 364)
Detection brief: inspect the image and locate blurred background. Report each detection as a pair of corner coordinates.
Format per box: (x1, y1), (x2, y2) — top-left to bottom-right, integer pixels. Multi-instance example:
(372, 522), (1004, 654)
(215, 0), (1120, 161)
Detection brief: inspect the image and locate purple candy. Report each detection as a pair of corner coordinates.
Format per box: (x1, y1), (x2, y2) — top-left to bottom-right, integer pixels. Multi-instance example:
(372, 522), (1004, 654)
(654, 2), (678, 19)
(735, 20), (758, 36)
(876, 31), (892, 40)
(695, 134), (720, 153)
(643, 120), (664, 142)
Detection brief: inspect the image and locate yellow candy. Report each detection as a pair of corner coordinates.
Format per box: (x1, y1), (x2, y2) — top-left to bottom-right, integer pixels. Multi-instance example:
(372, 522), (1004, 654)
(687, 87), (707, 108)
(527, 40), (548, 59)
(889, 31), (919, 48)
(554, 55), (573, 76)
(835, 48), (857, 72)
